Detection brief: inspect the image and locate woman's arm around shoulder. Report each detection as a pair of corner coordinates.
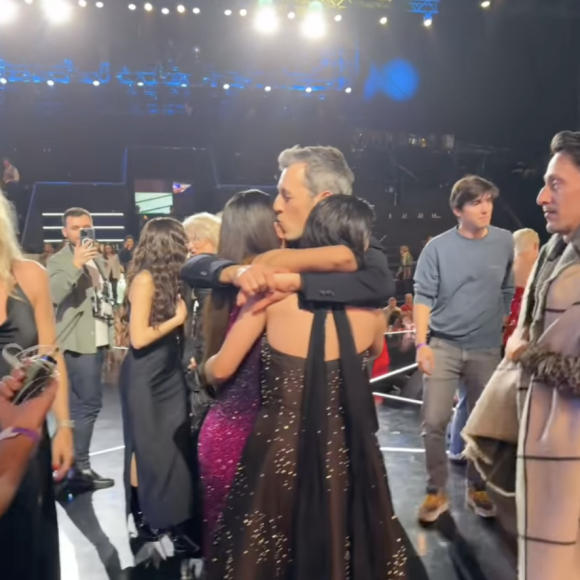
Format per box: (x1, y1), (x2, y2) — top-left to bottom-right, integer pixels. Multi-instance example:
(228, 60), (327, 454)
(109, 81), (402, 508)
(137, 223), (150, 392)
(204, 297), (267, 386)
(253, 247), (357, 273)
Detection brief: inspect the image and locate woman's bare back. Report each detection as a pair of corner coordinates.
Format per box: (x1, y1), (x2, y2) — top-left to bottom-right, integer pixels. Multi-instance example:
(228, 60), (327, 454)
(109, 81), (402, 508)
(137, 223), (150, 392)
(265, 294), (384, 360)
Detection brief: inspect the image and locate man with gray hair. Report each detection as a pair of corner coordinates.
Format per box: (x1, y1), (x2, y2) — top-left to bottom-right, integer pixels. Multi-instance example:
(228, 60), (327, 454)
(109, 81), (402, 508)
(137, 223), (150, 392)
(182, 145), (393, 310)
(183, 212), (221, 256)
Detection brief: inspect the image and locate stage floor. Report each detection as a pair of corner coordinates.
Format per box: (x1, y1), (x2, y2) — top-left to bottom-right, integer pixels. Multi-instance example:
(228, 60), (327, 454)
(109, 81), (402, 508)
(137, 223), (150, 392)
(57, 386), (517, 580)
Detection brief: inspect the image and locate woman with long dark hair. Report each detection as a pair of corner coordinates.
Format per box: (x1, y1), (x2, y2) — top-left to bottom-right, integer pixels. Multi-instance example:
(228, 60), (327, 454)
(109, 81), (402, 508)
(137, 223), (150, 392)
(197, 190), (280, 550)
(120, 217), (193, 554)
(203, 195), (429, 580)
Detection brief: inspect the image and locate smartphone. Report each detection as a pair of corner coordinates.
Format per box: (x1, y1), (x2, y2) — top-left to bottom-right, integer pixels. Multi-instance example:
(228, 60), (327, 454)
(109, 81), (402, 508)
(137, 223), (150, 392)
(80, 228), (96, 246)
(12, 355), (57, 406)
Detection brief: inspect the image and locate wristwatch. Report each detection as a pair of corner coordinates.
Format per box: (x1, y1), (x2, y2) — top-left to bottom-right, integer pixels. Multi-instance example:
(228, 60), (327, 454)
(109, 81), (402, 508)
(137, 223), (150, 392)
(0, 426), (40, 444)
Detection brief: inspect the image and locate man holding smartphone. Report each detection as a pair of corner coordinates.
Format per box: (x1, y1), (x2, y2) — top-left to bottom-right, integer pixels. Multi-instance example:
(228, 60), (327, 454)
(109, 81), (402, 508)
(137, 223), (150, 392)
(47, 207), (115, 491)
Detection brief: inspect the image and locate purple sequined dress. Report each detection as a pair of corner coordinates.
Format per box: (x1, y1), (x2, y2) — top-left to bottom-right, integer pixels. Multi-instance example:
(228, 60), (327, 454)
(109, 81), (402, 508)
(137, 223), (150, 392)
(198, 309), (262, 552)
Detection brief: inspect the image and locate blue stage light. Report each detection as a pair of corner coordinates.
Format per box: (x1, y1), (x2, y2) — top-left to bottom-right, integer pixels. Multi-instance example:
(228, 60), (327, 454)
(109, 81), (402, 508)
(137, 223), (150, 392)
(364, 59), (419, 102)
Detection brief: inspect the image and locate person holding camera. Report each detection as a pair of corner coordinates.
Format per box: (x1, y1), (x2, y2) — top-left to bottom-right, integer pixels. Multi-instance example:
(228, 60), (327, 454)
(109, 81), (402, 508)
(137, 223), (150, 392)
(47, 207), (115, 491)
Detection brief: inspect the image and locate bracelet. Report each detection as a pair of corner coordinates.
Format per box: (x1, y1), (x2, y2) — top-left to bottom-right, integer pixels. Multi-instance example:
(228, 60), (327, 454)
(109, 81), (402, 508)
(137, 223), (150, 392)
(57, 420), (75, 430)
(416, 343), (428, 350)
(0, 426), (40, 444)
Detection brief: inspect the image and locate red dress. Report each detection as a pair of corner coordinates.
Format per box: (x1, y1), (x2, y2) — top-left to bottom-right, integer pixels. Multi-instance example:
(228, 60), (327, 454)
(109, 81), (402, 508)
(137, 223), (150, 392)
(503, 286), (525, 346)
(372, 338), (390, 379)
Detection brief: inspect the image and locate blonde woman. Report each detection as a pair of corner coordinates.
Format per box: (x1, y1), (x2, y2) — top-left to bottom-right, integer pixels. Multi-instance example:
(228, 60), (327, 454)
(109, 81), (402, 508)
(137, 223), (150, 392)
(0, 190), (73, 579)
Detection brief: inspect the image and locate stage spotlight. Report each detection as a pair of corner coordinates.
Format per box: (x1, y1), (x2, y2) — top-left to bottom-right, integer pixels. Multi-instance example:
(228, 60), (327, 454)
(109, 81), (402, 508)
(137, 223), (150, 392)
(334, 14), (341, 22)
(137, 81), (144, 86)
(305, 87), (312, 93)
(224, 8), (231, 15)
(95, 1), (103, 7)
(93, 80), (100, 86)
(128, 3), (136, 8)
(24, 0), (33, 4)
(345, 87), (351, 93)
(0, 78), (7, 84)
(177, 4), (184, 12)
(239, 8), (247, 16)
(144, 2), (152, 10)
(0, 0), (20, 23)
(423, 14), (433, 26)
(161, 7), (169, 13)
(223, 83), (230, 90)
(181, 83), (187, 87)
(287, 11), (295, 19)
(302, 13), (326, 39)
(480, 0), (491, 7)
(254, 6), (278, 33)
(264, 85), (271, 92)
(192, 6), (199, 13)
(47, 79), (55, 86)
(42, 0), (73, 23)
(379, 16), (387, 25)
(78, 0), (87, 6)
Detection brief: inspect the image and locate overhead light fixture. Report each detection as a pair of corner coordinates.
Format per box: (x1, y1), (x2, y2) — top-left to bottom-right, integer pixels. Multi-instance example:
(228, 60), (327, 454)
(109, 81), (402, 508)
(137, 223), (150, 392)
(95, 1), (103, 7)
(287, 11), (295, 19)
(302, 13), (326, 39)
(254, 7), (279, 34)
(192, 6), (199, 13)
(137, 81), (144, 86)
(264, 85), (271, 92)
(78, 0), (86, 6)
(224, 8), (232, 15)
(0, 78), (7, 84)
(239, 8), (247, 16)
(334, 14), (341, 22)
(305, 87), (312, 93)
(144, 2), (152, 10)
(24, 0), (33, 4)
(379, 16), (387, 25)
(42, 0), (73, 23)
(128, 2), (136, 8)
(181, 83), (187, 87)
(223, 83), (230, 90)
(161, 6), (169, 13)
(177, 4), (184, 12)
(0, 0), (20, 23)
(92, 80), (100, 86)
(423, 14), (433, 26)
(47, 79), (55, 86)
(480, 0), (491, 7)
(345, 87), (352, 93)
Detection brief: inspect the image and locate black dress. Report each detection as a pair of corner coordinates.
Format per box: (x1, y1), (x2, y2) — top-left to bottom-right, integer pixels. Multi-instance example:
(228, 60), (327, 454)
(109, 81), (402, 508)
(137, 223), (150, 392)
(120, 327), (195, 533)
(207, 308), (429, 580)
(0, 285), (60, 580)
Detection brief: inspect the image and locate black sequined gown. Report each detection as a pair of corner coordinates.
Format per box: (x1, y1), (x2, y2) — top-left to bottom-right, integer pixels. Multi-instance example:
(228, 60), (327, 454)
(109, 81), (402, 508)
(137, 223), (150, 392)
(0, 285), (60, 580)
(207, 309), (429, 580)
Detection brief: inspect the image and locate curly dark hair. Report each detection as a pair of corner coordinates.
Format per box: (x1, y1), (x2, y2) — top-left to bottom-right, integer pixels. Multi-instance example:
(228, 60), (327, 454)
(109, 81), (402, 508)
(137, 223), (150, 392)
(123, 217), (188, 326)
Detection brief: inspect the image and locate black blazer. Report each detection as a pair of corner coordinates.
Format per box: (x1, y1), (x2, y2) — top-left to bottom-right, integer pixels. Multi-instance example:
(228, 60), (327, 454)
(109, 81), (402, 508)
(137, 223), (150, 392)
(181, 238), (394, 309)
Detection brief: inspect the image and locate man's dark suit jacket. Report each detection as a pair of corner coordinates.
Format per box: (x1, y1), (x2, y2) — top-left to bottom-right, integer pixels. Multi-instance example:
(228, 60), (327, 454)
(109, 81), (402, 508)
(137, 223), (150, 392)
(181, 238), (394, 308)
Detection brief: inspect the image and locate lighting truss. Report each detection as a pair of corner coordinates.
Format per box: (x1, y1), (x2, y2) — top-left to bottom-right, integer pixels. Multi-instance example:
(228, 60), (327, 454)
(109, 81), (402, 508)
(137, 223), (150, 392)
(281, 0), (440, 13)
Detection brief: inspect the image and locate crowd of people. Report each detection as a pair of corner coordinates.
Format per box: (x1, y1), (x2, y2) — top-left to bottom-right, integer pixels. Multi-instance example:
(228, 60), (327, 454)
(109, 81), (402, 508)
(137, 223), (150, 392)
(0, 131), (580, 580)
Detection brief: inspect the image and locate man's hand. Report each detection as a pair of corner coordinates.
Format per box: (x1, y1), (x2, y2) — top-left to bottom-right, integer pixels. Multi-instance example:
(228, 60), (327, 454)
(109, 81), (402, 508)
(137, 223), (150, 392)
(417, 345), (435, 376)
(236, 273), (302, 311)
(506, 334), (529, 363)
(233, 265), (288, 296)
(72, 241), (99, 270)
(52, 428), (74, 482)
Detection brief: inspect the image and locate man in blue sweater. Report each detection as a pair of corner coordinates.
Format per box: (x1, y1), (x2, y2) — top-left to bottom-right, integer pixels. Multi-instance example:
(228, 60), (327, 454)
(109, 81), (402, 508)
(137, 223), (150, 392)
(413, 175), (515, 524)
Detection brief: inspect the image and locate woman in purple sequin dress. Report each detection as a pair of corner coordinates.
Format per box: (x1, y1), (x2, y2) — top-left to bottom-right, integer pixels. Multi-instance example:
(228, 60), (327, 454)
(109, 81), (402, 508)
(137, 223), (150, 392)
(197, 190), (280, 550)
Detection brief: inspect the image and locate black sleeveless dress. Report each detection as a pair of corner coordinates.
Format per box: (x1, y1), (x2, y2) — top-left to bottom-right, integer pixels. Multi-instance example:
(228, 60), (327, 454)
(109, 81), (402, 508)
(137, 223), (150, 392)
(207, 308), (429, 580)
(120, 327), (195, 533)
(0, 285), (60, 580)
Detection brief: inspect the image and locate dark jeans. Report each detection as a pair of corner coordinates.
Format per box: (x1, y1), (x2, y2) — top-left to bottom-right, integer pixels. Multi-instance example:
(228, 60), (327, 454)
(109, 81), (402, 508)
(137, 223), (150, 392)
(109, 275), (118, 304)
(65, 348), (106, 471)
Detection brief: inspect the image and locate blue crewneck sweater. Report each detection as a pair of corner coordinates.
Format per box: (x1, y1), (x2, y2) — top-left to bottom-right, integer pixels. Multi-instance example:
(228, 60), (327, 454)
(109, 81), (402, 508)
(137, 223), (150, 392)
(414, 226), (515, 349)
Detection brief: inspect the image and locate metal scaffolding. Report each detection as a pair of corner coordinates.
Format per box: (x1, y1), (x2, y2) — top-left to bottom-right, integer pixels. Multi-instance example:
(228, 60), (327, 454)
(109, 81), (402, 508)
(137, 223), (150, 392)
(289, 0), (440, 13)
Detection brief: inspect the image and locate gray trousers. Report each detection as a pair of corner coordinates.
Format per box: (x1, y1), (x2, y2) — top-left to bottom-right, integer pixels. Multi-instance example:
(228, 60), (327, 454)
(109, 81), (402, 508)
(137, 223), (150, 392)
(422, 337), (501, 493)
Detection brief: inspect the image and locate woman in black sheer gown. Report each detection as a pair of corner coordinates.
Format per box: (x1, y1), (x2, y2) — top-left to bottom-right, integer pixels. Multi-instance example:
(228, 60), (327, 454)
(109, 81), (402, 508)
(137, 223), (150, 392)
(120, 217), (197, 557)
(0, 190), (74, 580)
(203, 195), (430, 580)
